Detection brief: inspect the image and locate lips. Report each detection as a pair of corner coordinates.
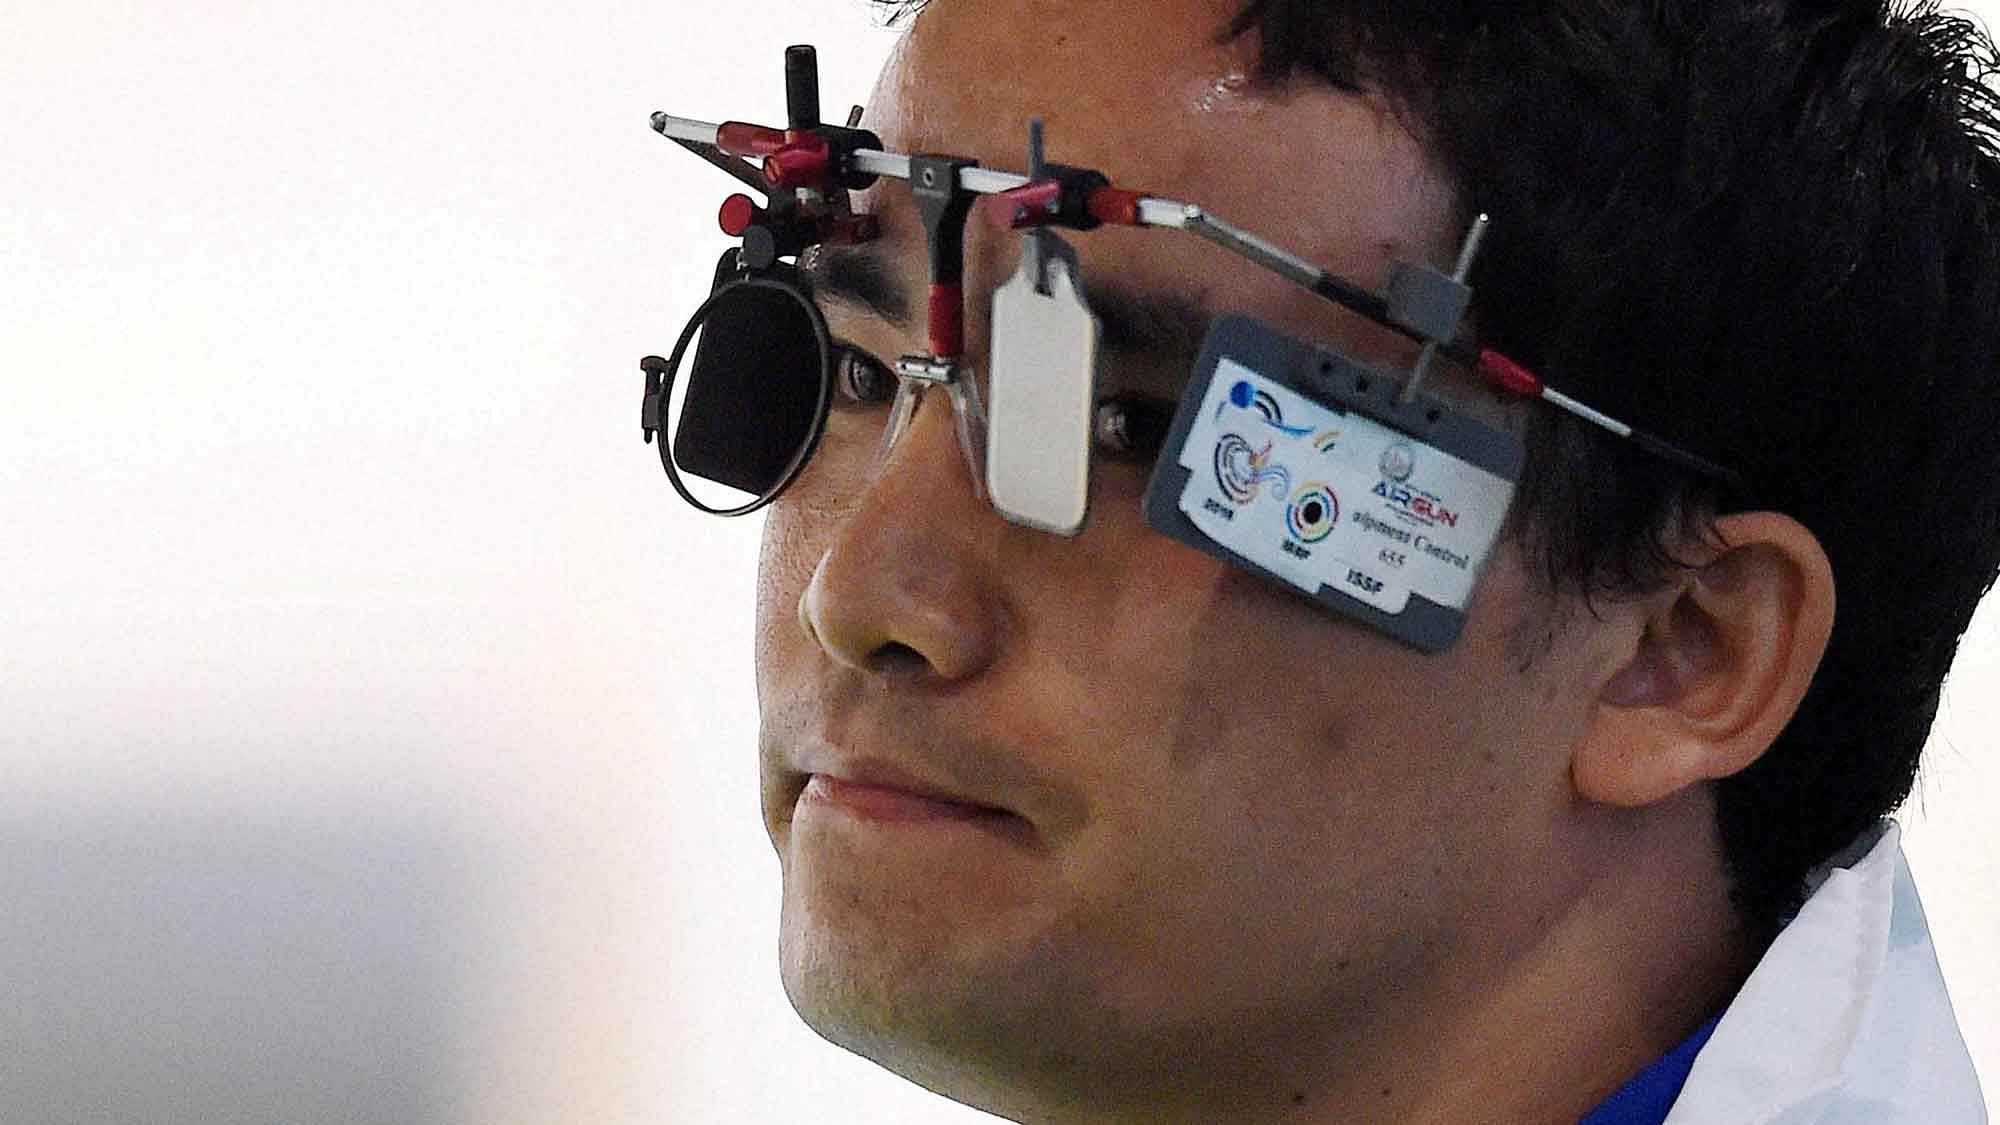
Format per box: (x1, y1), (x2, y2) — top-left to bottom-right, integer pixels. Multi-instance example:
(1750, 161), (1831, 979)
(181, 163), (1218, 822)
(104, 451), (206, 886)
(761, 707), (1091, 847)
(802, 773), (1007, 823)
(801, 754), (1010, 812)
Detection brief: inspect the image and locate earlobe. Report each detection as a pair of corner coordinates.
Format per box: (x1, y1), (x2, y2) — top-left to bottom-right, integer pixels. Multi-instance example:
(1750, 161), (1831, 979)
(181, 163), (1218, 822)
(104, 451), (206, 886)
(1572, 512), (1836, 808)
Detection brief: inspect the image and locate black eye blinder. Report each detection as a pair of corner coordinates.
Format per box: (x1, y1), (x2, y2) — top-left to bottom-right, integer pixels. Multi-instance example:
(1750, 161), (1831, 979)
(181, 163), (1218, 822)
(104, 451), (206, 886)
(654, 256), (835, 515)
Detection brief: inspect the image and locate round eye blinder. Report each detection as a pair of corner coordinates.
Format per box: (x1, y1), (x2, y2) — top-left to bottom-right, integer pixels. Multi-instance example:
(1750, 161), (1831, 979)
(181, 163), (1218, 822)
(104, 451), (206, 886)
(642, 265), (835, 516)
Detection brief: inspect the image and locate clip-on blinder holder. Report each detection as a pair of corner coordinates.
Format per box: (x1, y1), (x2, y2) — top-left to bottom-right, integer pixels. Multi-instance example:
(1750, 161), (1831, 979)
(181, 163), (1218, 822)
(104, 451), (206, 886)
(983, 118), (1104, 534)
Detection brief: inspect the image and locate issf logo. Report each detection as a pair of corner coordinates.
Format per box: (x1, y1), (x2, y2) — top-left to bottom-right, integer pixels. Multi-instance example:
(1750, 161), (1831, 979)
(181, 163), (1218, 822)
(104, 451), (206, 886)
(1213, 432), (1292, 504)
(1286, 483), (1339, 543)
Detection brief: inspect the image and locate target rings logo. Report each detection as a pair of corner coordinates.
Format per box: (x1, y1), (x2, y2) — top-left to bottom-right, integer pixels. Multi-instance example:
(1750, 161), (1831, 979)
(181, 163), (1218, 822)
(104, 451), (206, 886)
(1286, 483), (1339, 543)
(1214, 433), (1268, 504)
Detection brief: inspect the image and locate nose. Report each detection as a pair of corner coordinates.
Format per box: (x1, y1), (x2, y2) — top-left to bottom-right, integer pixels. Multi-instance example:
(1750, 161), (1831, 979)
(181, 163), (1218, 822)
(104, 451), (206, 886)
(798, 385), (1006, 682)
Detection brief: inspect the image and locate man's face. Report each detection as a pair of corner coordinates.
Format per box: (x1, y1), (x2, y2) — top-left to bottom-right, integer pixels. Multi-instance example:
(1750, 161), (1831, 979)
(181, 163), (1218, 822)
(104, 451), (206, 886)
(754, 0), (1616, 1114)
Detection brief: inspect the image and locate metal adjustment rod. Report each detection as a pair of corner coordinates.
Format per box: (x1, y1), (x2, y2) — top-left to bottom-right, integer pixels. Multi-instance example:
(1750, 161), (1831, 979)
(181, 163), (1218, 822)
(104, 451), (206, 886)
(1024, 119), (1052, 293)
(1398, 214), (1489, 404)
(901, 153), (981, 364)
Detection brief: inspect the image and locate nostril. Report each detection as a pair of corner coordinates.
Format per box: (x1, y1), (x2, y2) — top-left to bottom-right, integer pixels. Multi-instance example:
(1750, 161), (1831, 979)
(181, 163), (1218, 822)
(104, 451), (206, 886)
(866, 641), (932, 678)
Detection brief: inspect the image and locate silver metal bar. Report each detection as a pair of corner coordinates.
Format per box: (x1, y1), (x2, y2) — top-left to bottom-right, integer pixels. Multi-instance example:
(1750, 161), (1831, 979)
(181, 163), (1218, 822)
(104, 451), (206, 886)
(961, 165), (1030, 194)
(1452, 213), (1491, 277)
(1179, 205), (1326, 289)
(1135, 197), (1192, 228)
(1540, 386), (1633, 438)
(848, 149), (1032, 196)
(651, 112), (720, 145)
(850, 148), (909, 181)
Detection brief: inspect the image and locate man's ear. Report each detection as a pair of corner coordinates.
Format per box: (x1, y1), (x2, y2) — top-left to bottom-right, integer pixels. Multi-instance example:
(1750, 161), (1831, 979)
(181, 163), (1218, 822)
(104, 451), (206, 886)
(1571, 511), (1836, 808)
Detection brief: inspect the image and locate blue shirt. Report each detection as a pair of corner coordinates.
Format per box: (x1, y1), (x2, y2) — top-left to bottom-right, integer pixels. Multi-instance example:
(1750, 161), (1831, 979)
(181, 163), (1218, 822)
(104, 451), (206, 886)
(1578, 1015), (1724, 1125)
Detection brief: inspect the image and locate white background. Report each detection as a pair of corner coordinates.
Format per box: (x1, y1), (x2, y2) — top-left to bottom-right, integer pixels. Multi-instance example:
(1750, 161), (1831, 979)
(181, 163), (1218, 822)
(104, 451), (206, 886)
(1, 2), (1993, 1121)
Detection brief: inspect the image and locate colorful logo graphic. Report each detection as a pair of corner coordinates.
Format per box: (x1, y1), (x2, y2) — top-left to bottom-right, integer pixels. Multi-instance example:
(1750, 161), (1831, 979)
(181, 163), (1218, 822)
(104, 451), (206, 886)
(1379, 441), (1416, 482)
(1286, 483), (1339, 543)
(1218, 379), (1314, 437)
(1372, 479), (1459, 528)
(1213, 432), (1292, 504)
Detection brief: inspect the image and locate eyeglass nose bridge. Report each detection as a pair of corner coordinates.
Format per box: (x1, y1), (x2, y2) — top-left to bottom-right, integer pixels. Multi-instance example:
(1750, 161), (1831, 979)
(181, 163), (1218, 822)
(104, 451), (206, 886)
(880, 355), (990, 504)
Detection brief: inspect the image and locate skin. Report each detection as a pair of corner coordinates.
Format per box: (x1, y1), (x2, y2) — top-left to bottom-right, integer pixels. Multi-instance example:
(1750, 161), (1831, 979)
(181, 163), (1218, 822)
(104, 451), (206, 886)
(750, 1), (1837, 1120)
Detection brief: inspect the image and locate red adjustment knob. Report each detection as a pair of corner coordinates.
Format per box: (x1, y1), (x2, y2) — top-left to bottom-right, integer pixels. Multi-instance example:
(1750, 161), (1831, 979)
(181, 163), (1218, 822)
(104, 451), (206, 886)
(715, 121), (787, 157)
(985, 181), (1064, 230)
(1085, 187), (1145, 227)
(1477, 348), (1544, 397)
(718, 194), (763, 237)
(762, 136), (831, 191)
(929, 284), (965, 358)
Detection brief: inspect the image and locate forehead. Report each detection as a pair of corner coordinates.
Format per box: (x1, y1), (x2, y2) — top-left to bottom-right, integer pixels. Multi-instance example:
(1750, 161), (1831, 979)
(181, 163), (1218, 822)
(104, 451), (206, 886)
(868, 0), (1463, 304)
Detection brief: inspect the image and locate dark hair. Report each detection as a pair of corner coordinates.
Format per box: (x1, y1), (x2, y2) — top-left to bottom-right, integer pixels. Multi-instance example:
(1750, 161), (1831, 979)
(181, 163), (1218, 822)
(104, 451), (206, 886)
(875, 0), (2000, 942)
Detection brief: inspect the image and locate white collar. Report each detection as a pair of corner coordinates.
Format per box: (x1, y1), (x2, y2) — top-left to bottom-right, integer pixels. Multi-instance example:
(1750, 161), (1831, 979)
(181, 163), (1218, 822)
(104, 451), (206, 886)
(1664, 820), (1986, 1123)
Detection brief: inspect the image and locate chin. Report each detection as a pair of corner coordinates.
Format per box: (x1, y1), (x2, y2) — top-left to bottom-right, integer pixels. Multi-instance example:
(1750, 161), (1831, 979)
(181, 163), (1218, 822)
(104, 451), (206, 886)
(777, 936), (1076, 1122)
(774, 891), (1217, 1121)
(777, 915), (995, 1082)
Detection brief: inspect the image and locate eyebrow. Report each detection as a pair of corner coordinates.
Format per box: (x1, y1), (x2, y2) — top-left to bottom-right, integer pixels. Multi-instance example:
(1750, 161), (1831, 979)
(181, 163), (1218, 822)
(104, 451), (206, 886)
(807, 244), (1211, 358)
(809, 244), (910, 324)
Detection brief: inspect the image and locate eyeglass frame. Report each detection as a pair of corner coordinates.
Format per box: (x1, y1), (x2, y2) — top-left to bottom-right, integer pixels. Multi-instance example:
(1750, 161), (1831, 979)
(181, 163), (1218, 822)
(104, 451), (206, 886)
(643, 64), (1743, 521)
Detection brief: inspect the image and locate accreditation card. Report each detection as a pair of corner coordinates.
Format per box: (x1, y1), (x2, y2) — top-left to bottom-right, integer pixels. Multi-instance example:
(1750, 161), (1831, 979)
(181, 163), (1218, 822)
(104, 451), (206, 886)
(1143, 316), (1524, 651)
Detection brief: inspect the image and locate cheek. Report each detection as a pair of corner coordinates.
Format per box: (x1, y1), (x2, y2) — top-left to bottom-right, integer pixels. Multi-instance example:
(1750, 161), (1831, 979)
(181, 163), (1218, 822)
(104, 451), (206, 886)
(1012, 543), (1470, 996)
(755, 497), (827, 684)
(1041, 516), (1551, 847)
(1049, 508), (1376, 768)
(1008, 521), (1404, 886)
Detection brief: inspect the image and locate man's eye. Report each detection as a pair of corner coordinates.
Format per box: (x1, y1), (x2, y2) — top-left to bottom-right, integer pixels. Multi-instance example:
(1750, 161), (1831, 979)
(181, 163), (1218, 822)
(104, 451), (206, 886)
(1093, 393), (1175, 462)
(833, 345), (896, 406)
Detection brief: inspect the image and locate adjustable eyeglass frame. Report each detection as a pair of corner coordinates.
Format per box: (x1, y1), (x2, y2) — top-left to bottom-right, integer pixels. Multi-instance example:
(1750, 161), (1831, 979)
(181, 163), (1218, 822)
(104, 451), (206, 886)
(641, 45), (1743, 521)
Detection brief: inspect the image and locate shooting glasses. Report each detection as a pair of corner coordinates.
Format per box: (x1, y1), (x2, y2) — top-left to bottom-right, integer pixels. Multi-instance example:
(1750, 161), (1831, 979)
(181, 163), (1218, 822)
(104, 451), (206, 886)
(642, 46), (1739, 649)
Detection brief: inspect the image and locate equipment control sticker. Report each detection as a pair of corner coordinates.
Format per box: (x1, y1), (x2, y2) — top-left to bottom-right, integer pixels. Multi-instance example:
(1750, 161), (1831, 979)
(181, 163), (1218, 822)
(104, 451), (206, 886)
(1176, 359), (1514, 615)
